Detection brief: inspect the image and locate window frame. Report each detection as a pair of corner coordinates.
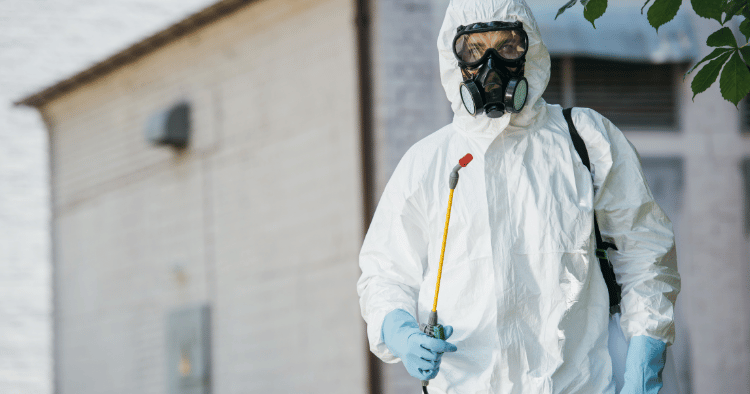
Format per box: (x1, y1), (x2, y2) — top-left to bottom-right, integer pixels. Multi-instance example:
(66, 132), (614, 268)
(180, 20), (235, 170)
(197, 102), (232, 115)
(544, 56), (685, 133)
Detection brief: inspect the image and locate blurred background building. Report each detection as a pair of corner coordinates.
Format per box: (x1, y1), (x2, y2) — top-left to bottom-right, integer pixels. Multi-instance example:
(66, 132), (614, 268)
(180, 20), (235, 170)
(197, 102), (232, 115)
(1, 1), (217, 393)
(5, 0), (750, 393)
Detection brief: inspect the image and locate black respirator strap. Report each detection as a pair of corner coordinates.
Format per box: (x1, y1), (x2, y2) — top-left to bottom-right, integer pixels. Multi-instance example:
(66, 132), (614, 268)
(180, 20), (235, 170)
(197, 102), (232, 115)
(455, 20), (525, 35)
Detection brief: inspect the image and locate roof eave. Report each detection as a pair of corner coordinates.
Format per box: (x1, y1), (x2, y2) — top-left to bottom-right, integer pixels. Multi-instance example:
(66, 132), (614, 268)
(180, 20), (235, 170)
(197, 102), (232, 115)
(15, 0), (253, 108)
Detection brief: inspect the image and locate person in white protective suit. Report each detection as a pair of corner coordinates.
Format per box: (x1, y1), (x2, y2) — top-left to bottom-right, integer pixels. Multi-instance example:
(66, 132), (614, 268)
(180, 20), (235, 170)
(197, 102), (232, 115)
(357, 0), (681, 393)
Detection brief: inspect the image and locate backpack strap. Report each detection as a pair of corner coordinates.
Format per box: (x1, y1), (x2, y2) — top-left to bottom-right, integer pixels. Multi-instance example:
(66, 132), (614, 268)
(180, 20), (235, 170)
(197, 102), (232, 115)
(563, 108), (622, 315)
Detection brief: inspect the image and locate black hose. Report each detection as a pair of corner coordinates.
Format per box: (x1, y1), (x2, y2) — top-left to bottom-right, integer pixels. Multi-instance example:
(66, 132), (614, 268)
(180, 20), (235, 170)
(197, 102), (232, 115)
(422, 386), (429, 394)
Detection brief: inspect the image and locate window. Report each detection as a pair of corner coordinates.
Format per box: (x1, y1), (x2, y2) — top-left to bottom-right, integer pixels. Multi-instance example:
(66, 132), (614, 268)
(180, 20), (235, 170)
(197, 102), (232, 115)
(641, 157), (683, 221)
(544, 57), (680, 130)
(742, 158), (750, 236)
(544, 57), (564, 106)
(742, 98), (750, 133)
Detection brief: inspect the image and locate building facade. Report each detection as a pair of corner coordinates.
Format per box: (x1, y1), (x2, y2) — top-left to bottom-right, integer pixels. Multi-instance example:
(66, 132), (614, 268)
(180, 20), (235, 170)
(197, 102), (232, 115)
(1, 1), (216, 393)
(18, 0), (750, 393)
(20, 0), (366, 393)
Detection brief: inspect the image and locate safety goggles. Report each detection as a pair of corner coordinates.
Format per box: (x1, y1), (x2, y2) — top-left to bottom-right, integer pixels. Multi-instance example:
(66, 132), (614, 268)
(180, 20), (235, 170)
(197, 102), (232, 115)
(452, 21), (528, 67)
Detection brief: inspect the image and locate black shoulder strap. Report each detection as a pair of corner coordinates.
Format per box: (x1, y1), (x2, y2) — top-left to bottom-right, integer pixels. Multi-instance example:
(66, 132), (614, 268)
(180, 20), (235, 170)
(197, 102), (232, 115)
(563, 108), (591, 170)
(563, 108), (622, 314)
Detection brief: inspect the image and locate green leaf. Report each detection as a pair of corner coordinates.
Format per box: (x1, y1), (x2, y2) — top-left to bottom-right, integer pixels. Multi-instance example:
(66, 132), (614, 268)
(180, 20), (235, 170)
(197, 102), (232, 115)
(740, 19), (750, 40)
(722, 0), (747, 24)
(685, 47), (733, 78)
(691, 50), (732, 99)
(583, 0), (607, 28)
(706, 27), (738, 47)
(641, 0), (654, 13)
(720, 52), (750, 106)
(646, 0), (682, 31)
(740, 46), (750, 62)
(691, 0), (724, 22)
(556, 0), (579, 19)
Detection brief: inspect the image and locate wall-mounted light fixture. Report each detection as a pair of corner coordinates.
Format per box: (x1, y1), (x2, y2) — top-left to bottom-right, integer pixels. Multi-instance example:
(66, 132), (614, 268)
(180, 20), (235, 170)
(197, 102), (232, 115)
(145, 102), (191, 148)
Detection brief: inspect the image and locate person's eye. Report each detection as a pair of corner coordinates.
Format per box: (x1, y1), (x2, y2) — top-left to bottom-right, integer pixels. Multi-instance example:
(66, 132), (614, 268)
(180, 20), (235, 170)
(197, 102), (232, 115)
(497, 44), (512, 54)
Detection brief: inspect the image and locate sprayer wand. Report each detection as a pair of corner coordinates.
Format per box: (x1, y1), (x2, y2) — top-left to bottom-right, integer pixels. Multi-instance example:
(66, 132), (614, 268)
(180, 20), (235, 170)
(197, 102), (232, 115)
(419, 153), (473, 391)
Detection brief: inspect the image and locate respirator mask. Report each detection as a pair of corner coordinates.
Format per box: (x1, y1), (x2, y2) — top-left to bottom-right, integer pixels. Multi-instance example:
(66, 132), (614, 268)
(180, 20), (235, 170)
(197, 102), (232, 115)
(452, 21), (529, 118)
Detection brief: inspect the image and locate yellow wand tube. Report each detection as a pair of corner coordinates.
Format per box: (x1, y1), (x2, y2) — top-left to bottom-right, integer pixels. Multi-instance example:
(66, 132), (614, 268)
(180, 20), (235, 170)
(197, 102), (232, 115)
(432, 188), (454, 313)
(419, 153), (472, 389)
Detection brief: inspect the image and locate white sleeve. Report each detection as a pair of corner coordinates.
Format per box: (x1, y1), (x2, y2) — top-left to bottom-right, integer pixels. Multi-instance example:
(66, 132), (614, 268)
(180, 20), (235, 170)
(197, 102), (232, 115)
(574, 108), (681, 345)
(356, 150), (429, 362)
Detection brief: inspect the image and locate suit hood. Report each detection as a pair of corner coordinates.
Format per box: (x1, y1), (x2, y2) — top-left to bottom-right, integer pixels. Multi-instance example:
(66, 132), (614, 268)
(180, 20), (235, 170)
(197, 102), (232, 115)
(438, 0), (551, 137)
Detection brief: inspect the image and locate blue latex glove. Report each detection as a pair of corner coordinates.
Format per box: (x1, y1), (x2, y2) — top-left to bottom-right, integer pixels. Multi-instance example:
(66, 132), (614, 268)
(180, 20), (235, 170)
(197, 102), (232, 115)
(381, 309), (457, 381)
(620, 335), (667, 394)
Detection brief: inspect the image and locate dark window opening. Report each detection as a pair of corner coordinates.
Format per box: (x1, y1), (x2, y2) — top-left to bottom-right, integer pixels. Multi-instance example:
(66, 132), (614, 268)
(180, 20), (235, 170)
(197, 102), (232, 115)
(742, 98), (750, 133)
(543, 57), (678, 130)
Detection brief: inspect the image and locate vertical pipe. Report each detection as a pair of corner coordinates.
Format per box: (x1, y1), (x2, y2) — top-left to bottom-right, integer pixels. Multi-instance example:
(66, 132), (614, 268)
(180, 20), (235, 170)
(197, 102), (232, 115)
(355, 0), (381, 393)
(356, 0), (374, 222)
(38, 108), (58, 394)
(562, 56), (575, 109)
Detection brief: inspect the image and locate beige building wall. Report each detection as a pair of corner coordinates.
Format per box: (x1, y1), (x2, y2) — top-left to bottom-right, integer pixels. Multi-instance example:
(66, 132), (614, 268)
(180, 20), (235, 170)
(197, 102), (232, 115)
(37, 0), (366, 392)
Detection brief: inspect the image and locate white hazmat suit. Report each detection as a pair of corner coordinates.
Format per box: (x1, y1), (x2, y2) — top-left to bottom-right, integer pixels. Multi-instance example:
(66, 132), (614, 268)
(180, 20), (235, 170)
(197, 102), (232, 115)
(357, 0), (681, 393)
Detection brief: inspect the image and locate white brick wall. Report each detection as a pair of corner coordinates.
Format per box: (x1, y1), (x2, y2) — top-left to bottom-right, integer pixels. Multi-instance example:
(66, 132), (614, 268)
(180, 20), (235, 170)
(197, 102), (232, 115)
(370, 0), (451, 197)
(368, 0), (452, 391)
(39, 0), (366, 393)
(1, 1), (215, 393)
